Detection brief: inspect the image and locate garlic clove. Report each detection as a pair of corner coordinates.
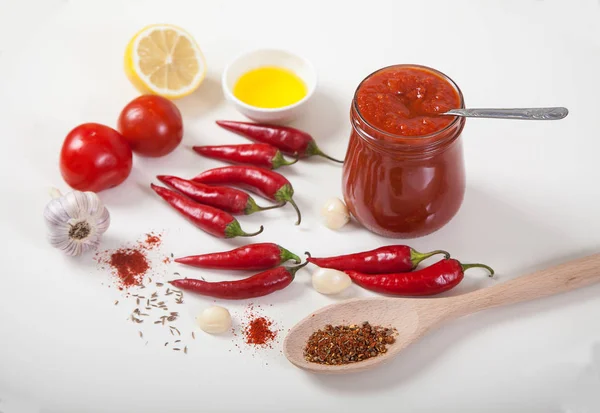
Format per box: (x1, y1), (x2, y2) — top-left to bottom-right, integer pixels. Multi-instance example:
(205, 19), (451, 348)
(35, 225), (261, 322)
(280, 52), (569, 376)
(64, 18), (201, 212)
(320, 197), (350, 230)
(197, 306), (232, 334)
(312, 267), (352, 294)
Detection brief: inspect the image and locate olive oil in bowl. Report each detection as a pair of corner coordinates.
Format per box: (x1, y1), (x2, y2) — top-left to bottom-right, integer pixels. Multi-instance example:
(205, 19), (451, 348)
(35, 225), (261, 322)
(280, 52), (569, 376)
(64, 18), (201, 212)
(233, 66), (307, 109)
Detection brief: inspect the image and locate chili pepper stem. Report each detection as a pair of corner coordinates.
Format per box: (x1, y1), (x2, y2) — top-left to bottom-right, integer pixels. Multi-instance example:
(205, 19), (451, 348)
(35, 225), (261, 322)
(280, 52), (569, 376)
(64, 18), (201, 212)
(460, 263), (495, 277)
(307, 141), (344, 164)
(280, 246), (301, 264)
(272, 151), (299, 169)
(275, 184), (302, 225)
(224, 221), (264, 238)
(245, 198), (286, 215)
(410, 249), (450, 268)
(287, 259), (310, 277)
(288, 199), (302, 226)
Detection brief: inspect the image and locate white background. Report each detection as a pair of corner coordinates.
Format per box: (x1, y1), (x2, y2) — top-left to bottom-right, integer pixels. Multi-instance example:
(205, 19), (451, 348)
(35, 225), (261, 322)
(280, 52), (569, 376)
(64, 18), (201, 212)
(1, 0), (600, 412)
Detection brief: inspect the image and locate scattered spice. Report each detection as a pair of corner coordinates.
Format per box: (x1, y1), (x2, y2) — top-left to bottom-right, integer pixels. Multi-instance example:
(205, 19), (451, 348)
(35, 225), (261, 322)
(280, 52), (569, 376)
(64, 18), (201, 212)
(244, 317), (277, 346)
(98, 232), (192, 352)
(145, 233), (162, 248)
(304, 322), (396, 365)
(109, 248), (150, 289)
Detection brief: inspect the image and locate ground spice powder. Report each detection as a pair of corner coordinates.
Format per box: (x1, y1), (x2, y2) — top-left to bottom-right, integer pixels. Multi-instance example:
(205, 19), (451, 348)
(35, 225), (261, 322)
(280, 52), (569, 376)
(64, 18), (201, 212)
(109, 248), (150, 289)
(144, 233), (162, 248)
(244, 316), (277, 346)
(304, 322), (396, 365)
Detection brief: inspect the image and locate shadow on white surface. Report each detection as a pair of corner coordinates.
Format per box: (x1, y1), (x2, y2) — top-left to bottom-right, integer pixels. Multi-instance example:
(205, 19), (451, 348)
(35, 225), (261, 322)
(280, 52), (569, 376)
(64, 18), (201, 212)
(176, 75), (224, 118)
(559, 342), (600, 412)
(291, 90), (347, 143)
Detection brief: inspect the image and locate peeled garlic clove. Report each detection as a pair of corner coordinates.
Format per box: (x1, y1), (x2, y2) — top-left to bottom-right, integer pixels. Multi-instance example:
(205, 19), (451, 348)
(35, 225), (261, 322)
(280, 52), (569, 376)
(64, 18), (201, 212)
(196, 306), (232, 334)
(320, 197), (350, 230)
(312, 268), (352, 295)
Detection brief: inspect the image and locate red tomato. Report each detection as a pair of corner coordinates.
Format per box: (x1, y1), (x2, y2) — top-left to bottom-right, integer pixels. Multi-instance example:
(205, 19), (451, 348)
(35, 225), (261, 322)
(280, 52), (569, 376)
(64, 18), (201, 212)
(117, 95), (183, 157)
(60, 123), (133, 192)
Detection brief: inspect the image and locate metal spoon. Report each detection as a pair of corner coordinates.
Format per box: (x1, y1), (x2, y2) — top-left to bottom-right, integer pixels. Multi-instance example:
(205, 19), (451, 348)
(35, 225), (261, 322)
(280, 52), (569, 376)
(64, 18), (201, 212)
(442, 107), (568, 120)
(283, 253), (599, 374)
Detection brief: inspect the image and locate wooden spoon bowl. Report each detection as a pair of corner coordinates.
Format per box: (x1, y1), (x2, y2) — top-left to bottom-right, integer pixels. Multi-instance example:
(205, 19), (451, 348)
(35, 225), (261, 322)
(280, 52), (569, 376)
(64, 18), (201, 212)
(284, 253), (600, 374)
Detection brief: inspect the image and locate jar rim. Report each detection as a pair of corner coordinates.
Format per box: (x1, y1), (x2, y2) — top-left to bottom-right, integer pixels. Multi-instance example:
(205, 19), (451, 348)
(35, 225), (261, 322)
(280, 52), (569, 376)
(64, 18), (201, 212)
(352, 64), (465, 141)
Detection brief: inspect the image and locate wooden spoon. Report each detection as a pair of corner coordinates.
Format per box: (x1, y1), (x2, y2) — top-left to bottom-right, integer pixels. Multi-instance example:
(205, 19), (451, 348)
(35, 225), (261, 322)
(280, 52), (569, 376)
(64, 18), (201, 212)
(284, 253), (600, 374)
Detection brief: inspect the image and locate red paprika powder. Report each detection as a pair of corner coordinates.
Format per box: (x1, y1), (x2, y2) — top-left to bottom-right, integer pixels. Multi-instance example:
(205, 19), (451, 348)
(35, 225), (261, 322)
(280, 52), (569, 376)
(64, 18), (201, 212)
(244, 316), (277, 346)
(109, 248), (150, 289)
(96, 232), (163, 290)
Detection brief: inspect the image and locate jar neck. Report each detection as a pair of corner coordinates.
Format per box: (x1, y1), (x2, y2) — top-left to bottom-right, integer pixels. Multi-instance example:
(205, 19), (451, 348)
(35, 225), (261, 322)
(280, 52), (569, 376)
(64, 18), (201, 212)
(350, 103), (466, 156)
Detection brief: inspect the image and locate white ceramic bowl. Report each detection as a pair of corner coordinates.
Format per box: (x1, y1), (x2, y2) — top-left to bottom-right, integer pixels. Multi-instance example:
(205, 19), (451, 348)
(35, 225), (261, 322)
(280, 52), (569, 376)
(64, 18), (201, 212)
(222, 49), (317, 124)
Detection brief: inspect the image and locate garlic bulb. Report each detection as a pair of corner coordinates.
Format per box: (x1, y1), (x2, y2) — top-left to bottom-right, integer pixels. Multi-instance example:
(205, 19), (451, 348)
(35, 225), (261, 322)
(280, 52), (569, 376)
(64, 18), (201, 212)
(321, 197), (350, 230)
(312, 268), (352, 294)
(44, 188), (110, 256)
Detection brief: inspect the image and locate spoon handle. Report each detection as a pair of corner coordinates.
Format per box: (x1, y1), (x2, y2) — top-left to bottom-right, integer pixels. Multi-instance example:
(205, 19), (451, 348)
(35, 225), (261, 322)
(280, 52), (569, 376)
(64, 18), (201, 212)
(443, 107), (568, 120)
(457, 253), (600, 315)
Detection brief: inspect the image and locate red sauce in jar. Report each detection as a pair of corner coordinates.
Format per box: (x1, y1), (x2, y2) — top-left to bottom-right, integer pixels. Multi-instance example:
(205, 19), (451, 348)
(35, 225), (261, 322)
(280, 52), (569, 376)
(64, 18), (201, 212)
(355, 66), (460, 135)
(343, 65), (466, 238)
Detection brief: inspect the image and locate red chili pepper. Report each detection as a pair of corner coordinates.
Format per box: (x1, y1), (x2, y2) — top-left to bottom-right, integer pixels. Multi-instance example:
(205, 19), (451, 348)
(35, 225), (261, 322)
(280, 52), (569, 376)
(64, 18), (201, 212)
(192, 144), (298, 170)
(307, 246), (449, 274)
(175, 243), (301, 271)
(216, 120), (344, 163)
(169, 260), (309, 299)
(192, 166), (302, 225)
(345, 259), (494, 296)
(156, 175), (283, 215)
(150, 184), (263, 238)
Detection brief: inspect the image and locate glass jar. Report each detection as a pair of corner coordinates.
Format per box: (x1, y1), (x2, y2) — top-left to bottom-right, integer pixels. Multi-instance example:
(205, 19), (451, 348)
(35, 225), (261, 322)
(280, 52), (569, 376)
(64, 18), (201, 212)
(342, 64), (466, 238)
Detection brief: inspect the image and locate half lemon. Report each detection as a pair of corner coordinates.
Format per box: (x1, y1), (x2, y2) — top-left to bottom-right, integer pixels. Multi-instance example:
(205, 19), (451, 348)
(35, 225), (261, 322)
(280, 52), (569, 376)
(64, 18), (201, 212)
(124, 24), (206, 99)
